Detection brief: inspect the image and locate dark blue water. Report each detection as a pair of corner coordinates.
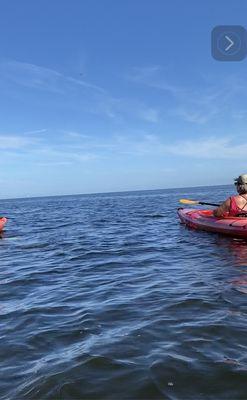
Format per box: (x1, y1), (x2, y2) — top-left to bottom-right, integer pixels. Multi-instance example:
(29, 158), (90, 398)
(1, 186), (247, 400)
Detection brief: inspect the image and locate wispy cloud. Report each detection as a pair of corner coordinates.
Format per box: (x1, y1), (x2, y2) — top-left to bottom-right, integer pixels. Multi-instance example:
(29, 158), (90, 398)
(165, 137), (247, 159)
(61, 131), (247, 160)
(64, 131), (91, 139)
(85, 133), (247, 160)
(1, 129), (247, 169)
(127, 65), (182, 95)
(0, 131), (99, 165)
(0, 134), (35, 149)
(170, 106), (218, 124)
(137, 107), (160, 123)
(23, 129), (48, 135)
(0, 60), (105, 94)
(36, 161), (74, 167)
(232, 110), (247, 121)
(126, 134), (247, 160)
(36, 147), (99, 162)
(127, 65), (245, 125)
(1, 59), (161, 125)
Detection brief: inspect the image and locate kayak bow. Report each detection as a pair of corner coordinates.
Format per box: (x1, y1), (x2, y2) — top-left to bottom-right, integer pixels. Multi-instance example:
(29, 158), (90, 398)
(178, 208), (247, 238)
(0, 217), (7, 231)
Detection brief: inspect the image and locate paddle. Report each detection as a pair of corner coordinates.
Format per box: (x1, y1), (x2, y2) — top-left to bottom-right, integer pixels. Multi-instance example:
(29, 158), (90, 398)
(179, 199), (220, 207)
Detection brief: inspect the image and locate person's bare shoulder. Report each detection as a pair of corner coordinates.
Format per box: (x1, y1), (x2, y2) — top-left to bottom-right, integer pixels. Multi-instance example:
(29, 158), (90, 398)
(236, 195), (246, 205)
(213, 197), (231, 217)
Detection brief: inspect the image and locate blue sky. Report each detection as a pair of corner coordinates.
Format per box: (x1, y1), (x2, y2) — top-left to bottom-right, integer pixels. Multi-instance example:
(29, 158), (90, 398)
(1, 0), (247, 198)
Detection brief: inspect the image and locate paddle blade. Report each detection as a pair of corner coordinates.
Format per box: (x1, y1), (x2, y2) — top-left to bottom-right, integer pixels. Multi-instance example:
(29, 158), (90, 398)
(179, 199), (199, 205)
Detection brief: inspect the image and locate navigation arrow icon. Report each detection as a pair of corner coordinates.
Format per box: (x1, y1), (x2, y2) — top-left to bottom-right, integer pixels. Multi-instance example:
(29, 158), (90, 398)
(212, 25), (247, 61)
(225, 35), (234, 51)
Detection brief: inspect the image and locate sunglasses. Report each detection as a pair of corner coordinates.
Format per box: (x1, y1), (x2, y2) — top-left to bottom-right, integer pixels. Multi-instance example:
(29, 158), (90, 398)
(234, 180), (241, 186)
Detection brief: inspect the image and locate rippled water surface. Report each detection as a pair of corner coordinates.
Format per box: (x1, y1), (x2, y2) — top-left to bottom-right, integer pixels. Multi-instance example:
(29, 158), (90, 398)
(1, 186), (247, 399)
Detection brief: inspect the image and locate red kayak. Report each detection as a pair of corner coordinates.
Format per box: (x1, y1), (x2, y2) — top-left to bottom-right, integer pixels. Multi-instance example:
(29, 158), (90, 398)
(178, 208), (247, 238)
(0, 217), (7, 231)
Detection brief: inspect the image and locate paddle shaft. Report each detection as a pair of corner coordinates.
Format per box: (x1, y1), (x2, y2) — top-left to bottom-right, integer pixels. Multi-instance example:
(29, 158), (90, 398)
(197, 201), (220, 207)
(179, 199), (221, 207)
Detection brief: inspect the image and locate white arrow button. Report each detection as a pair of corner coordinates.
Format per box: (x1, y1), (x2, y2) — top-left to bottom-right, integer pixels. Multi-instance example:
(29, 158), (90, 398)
(225, 35), (234, 51)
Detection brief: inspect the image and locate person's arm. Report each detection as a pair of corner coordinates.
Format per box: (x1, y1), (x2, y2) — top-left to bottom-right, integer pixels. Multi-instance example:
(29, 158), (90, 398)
(213, 198), (231, 217)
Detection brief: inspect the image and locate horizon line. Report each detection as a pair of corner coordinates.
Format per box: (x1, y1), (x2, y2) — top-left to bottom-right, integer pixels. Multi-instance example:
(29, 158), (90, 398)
(0, 183), (231, 201)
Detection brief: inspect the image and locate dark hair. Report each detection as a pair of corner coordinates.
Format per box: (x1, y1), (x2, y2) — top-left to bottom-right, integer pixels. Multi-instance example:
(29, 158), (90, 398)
(236, 182), (247, 195)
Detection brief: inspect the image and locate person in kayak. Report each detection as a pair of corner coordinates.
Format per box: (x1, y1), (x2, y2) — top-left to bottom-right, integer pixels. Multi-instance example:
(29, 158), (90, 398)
(213, 174), (247, 217)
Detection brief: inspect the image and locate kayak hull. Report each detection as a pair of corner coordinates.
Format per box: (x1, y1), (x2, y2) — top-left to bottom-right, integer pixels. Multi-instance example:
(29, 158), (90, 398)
(0, 217), (7, 231)
(178, 208), (247, 239)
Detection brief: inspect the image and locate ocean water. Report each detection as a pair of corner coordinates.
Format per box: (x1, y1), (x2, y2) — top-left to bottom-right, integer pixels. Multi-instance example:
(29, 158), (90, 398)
(0, 186), (246, 400)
